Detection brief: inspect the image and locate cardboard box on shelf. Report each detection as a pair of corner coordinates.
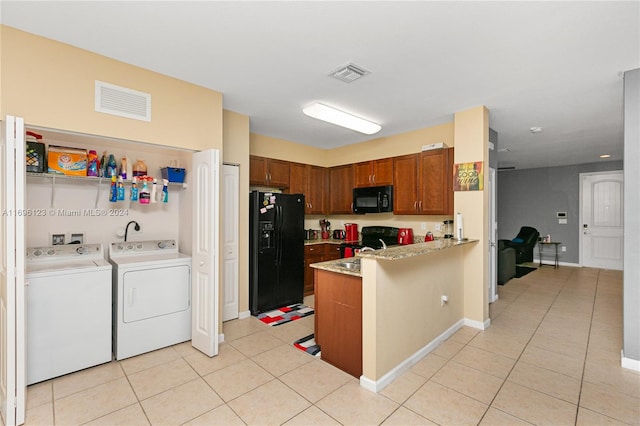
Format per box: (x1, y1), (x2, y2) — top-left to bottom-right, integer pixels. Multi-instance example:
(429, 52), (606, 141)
(48, 145), (88, 176)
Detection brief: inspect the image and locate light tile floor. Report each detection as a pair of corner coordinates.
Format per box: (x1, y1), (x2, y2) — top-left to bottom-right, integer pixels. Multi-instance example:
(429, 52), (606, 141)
(25, 267), (640, 425)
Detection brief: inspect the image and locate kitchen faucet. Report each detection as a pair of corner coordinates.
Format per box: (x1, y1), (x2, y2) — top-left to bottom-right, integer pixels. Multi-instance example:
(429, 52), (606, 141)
(379, 239), (387, 249)
(360, 246), (375, 252)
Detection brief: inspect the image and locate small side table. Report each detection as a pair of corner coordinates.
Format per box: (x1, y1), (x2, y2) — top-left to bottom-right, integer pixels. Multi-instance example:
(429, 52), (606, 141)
(538, 241), (561, 268)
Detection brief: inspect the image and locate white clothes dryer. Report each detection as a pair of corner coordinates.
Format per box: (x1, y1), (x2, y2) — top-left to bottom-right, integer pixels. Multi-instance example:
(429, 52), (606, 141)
(25, 243), (112, 385)
(109, 240), (191, 360)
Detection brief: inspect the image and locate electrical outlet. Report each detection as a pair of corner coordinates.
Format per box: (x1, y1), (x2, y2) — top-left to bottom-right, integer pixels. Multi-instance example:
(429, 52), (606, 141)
(421, 223), (427, 230)
(435, 223), (442, 232)
(562, 246), (567, 252)
(51, 233), (65, 245)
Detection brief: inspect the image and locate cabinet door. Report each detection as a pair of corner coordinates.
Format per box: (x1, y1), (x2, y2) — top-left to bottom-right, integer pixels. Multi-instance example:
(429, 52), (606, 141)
(393, 154), (419, 214)
(371, 157), (394, 186)
(324, 243), (342, 261)
(329, 164), (354, 214)
(267, 159), (290, 188)
(307, 166), (327, 214)
(354, 161), (373, 188)
(419, 148), (453, 215)
(288, 162), (308, 196)
(249, 156), (268, 186)
(304, 245), (324, 297)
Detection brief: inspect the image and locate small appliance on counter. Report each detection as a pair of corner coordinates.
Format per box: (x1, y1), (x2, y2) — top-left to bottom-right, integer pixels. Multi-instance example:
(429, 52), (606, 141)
(333, 229), (346, 239)
(398, 228), (414, 245)
(443, 219), (454, 239)
(345, 223), (359, 242)
(425, 231), (434, 242)
(319, 219), (331, 239)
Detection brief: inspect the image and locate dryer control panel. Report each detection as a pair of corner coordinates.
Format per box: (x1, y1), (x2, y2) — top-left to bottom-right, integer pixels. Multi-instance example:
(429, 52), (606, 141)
(109, 239), (178, 257)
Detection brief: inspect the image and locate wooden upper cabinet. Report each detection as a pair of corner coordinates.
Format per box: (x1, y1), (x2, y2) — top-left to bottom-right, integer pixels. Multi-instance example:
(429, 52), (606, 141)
(419, 148), (453, 215)
(289, 162), (327, 215)
(249, 155), (290, 188)
(393, 154), (420, 214)
(354, 158), (393, 188)
(307, 166), (327, 214)
(329, 164), (354, 214)
(392, 148), (454, 215)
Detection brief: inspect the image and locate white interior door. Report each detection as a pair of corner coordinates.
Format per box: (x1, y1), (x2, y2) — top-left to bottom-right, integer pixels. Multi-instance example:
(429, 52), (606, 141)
(488, 167), (498, 303)
(222, 164), (239, 321)
(581, 171), (624, 270)
(191, 149), (219, 357)
(1, 116), (26, 426)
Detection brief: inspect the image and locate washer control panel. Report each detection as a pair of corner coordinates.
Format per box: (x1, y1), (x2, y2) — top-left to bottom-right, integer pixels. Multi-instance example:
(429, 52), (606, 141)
(109, 240), (178, 256)
(26, 244), (104, 261)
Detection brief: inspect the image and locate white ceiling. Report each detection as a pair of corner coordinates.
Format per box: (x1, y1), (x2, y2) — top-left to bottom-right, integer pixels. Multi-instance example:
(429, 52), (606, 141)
(2, 1), (638, 170)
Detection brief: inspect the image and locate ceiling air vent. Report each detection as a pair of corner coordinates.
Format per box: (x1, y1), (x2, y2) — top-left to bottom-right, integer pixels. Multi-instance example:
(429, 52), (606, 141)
(329, 63), (370, 83)
(95, 81), (151, 122)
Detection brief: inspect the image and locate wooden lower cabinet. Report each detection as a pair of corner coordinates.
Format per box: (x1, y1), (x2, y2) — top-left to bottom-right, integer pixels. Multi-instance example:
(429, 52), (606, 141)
(303, 243), (342, 296)
(314, 269), (362, 378)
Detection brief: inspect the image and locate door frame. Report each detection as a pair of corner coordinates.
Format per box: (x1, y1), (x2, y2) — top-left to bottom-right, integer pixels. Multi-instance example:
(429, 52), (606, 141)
(222, 163), (239, 321)
(579, 170), (624, 269)
(488, 167), (498, 303)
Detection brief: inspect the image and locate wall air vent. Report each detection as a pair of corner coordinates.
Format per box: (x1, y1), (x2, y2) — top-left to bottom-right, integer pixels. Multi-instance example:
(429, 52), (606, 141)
(95, 81), (151, 122)
(329, 63), (370, 83)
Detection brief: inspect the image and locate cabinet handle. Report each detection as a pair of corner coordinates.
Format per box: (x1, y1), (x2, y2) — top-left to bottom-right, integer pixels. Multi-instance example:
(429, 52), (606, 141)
(419, 200), (423, 211)
(414, 201), (418, 211)
(372, 174), (376, 183)
(309, 202), (313, 209)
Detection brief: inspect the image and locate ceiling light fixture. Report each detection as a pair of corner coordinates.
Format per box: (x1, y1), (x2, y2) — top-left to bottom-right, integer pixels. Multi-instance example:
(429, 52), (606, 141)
(600, 154), (611, 158)
(529, 127), (543, 133)
(303, 103), (381, 135)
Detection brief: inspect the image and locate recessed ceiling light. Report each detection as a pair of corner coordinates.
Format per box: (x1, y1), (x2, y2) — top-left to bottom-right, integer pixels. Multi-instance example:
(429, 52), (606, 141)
(303, 103), (381, 135)
(529, 127), (543, 133)
(600, 154), (611, 158)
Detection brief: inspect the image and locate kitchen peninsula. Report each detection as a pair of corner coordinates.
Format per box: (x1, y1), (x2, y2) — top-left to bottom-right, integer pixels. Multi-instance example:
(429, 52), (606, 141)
(312, 238), (478, 391)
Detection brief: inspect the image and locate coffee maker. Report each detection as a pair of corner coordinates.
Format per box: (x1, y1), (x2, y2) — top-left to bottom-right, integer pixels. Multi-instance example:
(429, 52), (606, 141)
(443, 219), (454, 239)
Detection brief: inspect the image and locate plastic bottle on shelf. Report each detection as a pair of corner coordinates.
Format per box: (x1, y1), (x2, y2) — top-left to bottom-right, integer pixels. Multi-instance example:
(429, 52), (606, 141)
(139, 177), (150, 204)
(133, 159), (147, 177)
(117, 176), (125, 201)
(161, 179), (169, 203)
(130, 177), (139, 201)
(109, 175), (117, 202)
(99, 151), (107, 177)
(150, 178), (157, 204)
(106, 154), (118, 177)
(120, 157), (128, 180)
(87, 150), (98, 177)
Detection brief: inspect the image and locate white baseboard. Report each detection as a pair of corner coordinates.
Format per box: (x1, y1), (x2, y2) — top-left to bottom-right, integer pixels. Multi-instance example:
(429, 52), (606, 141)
(532, 258), (581, 268)
(621, 350), (640, 371)
(360, 319), (465, 393)
(464, 317), (491, 330)
(238, 310), (251, 319)
(218, 333), (225, 343)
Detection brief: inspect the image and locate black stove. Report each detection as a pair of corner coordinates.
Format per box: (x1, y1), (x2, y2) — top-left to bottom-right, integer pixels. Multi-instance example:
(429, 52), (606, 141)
(339, 226), (399, 257)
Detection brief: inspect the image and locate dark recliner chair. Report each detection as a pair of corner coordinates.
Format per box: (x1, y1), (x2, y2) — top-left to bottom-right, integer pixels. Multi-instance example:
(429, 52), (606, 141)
(501, 226), (540, 264)
(498, 240), (516, 285)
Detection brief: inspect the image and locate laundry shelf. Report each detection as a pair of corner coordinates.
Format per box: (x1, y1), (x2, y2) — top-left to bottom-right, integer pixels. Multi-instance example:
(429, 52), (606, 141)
(26, 172), (186, 208)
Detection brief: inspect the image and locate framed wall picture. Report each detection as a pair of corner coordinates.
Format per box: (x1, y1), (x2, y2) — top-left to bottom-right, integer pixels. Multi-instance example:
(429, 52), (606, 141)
(453, 161), (483, 191)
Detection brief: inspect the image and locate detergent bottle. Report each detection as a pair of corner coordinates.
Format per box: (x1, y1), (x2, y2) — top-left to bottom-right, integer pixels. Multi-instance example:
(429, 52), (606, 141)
(130, 177), (139, 201)
(139, 177), (150, 204)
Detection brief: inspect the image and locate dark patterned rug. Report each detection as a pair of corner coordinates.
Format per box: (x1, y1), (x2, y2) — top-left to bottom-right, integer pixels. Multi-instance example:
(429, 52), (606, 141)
(515, 266), (537, 278)
(293, 334), (321, 357)
(257, 303), (314, 326)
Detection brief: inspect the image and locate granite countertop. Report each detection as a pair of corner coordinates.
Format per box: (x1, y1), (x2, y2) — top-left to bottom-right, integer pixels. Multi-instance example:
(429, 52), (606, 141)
(310, 238), (478, 277)
(304, 238), (352, 246)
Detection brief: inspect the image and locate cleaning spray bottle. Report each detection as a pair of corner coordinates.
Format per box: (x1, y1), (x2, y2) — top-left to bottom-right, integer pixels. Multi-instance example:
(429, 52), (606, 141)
(150, 178), (158, 204)
(139, 177), (150, 204)
(109, 175), (117, 202)
(117, 176), (125, 201)
(161, 179), (169, 203)
(130, 177), (139, 201)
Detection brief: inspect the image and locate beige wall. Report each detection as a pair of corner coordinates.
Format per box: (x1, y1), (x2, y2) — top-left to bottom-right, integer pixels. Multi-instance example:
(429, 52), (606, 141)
(453, 106), (490, 324)
(1, 26), (223, 151)
(223, 111), (250, 315)
(361, 246), (465, 380)
(250, 133), (328, 166)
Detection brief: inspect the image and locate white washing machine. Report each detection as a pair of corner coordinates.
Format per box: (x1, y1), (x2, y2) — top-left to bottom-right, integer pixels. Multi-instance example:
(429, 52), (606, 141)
(25, 243), (112, 385)
(109, 239), (192, 360)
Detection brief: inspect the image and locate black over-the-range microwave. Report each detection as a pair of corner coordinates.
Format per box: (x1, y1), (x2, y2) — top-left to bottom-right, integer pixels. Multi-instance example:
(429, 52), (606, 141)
(352, 185), (394, 214)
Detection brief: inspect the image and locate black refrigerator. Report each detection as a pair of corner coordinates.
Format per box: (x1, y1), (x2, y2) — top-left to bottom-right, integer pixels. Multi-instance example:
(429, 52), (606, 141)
(249, 191), (305, 316)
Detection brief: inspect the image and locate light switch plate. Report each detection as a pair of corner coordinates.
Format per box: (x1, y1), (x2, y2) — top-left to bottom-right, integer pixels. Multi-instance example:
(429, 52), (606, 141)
(559, 218), (568, 224)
